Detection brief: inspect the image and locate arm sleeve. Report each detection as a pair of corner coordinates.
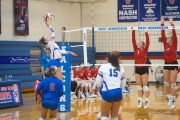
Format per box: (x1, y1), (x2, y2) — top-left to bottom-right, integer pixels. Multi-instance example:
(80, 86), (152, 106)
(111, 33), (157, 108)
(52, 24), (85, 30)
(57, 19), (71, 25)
(59, 50), (68, 54)
(161, 24), (166, 45)
(36, 81), (44, 94)
(132, 30), (137, 51)
(92, 72), (103, 90)
(172, 24), (177, 50)
(144, 32), (150, 52)
(49, 26), (55, 40)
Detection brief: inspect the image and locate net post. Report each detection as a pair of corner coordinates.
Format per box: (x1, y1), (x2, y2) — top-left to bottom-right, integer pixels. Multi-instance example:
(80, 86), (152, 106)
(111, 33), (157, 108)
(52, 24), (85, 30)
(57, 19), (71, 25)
(83, 28), (88, 65)
(62, 27), (66, 45)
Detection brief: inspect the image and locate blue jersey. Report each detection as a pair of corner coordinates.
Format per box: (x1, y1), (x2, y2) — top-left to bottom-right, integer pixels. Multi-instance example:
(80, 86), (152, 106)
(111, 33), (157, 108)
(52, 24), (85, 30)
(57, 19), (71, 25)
(40, 54), (50, 71)
(36, 76), (64, 102)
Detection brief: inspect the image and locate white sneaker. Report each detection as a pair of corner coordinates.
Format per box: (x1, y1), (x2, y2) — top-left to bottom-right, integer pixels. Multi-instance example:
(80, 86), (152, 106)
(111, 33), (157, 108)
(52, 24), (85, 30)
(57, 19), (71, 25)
(91, 94), (98, 98)
(97, 92), (101, 97)
(170, 99), (175, 109)
(144, 100), (149, 109)
(167, 97), (172, 106)
(123, 89), (128, 93)
(138, 99), (142, 108)
(73, 94), (77, 99)
(81, 93), (85, 99)
(129, 87), (133, 92)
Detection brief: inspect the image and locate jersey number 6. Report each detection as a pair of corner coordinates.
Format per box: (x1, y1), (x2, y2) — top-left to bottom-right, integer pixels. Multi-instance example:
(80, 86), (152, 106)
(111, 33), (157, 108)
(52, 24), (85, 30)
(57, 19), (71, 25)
(109, 69), (118, 77)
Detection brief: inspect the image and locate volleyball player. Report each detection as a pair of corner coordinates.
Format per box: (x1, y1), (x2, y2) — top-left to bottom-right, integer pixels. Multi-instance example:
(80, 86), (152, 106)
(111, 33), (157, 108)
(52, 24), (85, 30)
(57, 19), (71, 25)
(132, 27), (150, 109)
(37, 66), (63, 120)
(39, 16), (77, 80)
(91, 51), (123, 120)
(161, 16), (178, 109)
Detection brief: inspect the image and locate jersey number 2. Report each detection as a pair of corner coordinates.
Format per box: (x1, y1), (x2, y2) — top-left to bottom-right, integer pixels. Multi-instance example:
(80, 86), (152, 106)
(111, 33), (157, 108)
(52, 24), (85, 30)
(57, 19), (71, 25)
(50, 83), (55, 91)
(109, 69), (118, 77)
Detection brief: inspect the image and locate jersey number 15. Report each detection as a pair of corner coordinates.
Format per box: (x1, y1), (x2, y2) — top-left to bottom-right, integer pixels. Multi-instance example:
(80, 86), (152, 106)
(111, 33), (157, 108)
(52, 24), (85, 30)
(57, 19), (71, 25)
(109, 69), (118, 77)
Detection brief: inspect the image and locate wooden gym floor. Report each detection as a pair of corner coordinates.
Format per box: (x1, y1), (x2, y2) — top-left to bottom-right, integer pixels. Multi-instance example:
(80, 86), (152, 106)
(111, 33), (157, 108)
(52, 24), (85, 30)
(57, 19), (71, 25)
(1, 85), (180, 120)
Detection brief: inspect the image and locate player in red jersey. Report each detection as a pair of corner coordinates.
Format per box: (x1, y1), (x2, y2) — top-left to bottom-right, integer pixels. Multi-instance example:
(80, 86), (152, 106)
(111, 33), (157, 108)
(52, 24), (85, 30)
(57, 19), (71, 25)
(132, 27), (150, 109)
(161, 16), (178, 109)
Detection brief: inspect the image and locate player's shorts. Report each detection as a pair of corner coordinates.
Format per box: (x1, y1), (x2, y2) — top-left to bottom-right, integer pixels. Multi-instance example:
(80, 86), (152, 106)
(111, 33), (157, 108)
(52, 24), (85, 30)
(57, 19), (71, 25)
(163, 61), (178, 71)
(101, 87), (122, 103)
(135, 67), (148, 75)
(49, 59), (61, 68)
(42, 100), (58, 110)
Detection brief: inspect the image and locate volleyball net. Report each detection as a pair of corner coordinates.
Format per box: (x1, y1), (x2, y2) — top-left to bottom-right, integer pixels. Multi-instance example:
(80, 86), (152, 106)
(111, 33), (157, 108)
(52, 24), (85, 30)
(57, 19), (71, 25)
(63, 26), (180, 67)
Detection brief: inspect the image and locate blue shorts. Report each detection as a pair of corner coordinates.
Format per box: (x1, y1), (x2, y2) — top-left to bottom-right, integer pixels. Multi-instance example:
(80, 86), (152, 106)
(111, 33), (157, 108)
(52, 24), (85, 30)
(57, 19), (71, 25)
(101, 88), (122, 103)
(42, 100), (58, 110)
(49, 59), (61, 68)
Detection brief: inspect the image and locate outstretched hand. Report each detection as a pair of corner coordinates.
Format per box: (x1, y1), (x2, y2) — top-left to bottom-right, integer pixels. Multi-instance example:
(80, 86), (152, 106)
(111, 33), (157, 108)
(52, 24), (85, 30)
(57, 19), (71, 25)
(169, 17), (173, 25)
(71, 52), (77, 56)
(43, 16), (50, 27)
(161, 16), (165, 24)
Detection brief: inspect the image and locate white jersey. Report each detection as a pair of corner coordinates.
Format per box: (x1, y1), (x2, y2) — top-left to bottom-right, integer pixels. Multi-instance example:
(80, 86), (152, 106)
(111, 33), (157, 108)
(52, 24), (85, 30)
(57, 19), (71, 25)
(92, 63), (124, 91)
(47, 26), (67, 60)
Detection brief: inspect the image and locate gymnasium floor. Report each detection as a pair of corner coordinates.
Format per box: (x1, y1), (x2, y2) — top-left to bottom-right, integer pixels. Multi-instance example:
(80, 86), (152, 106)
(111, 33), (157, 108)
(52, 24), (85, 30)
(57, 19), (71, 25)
(1, 85), (180, 120)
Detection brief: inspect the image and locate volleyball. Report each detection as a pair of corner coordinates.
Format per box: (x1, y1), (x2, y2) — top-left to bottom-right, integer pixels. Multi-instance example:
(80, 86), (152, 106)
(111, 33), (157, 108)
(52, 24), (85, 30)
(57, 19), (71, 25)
(45, 13), (54, 22)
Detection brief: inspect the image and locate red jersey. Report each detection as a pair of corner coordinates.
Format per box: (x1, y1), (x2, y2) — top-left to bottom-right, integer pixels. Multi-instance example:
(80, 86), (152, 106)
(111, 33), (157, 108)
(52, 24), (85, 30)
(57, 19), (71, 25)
(83, 68), (92, 80)
(178, 67), (180, 73)
(77, 69), (86, 80)
(161, 24), (177, 63)
(91, 68), (98, 79)
(73, 69), (80, 79)
(132, 30), (150, 68)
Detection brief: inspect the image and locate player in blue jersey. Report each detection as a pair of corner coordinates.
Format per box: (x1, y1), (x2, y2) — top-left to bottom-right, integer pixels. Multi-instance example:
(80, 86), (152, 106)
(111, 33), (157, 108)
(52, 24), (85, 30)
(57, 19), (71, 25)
(40, 46), (51, 78)
(91, 51), (123, 120)
(37, 66), (64, 120)
(39, 17), (77, 80)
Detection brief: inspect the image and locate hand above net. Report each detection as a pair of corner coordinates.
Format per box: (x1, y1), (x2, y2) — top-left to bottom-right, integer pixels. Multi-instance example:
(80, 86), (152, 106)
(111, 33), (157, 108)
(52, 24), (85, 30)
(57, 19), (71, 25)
(144, 27), (148, 33)
(161, 16), (165, 24)
(169, 16), (173, 25)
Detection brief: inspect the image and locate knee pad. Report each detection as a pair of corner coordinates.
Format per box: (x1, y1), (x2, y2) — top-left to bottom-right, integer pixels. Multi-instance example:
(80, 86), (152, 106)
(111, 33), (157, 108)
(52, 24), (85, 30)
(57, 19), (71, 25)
(111, 117), (118, 120)
(143, 86), (149, 92)
(164, 81), (170, 87)
(137, 86), (142, 90)
(88, 83), (92, 88)
(96, 112), (101, 118)
(101, 116), (108, 120)
(39, 118), (44, 120)
(85, 83), (89, 87)
(118, 106), (121, 114)
(171, 83), (176, 89)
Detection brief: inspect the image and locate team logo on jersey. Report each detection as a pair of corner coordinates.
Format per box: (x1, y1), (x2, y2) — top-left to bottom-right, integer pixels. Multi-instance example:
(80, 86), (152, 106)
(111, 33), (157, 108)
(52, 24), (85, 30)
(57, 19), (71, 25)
(169, 0), (175, 4)
(147, 0), (152, 4)
(125, 0), (131, 4)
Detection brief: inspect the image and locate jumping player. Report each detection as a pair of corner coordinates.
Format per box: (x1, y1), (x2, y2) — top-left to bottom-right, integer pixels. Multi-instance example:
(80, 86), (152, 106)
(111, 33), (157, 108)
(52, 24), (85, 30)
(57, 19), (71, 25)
(132, 27), (150, 109)
(161, 16), (178, 109)
(39, 16), (77, 80)
(91, 51), (123, 120)
(37, 66), (63, 120)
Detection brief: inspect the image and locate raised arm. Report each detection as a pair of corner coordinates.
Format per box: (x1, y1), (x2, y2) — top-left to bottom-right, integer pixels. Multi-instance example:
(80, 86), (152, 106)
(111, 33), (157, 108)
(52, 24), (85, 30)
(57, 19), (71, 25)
(161, 16), (166, 45)
(169, 17), (177, 50)
(43, 16), (55, 40)
(144, 30), (150, 52)
(132, 30), (137, 51)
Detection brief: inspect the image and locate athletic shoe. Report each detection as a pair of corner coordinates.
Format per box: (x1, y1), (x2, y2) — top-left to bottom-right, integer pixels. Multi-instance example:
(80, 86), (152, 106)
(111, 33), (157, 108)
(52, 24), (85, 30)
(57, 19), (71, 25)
(138, 99), (143, 108)
(129, 87), (133, 92)
(73, 94), (77, 99)
(81, 93), (85, 99)
(91, 94), (98, 98)
(123, 89), (128, 93)
(144, 100), (149, 109)
(170, 99), (175, 109)
(167, 97), (172, 106)
(97, 92), (101, 97)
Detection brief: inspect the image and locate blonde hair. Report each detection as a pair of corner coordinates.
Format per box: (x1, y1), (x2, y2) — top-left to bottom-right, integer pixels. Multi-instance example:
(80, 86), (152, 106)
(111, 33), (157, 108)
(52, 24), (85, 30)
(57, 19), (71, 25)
(46, 66), (58, 76)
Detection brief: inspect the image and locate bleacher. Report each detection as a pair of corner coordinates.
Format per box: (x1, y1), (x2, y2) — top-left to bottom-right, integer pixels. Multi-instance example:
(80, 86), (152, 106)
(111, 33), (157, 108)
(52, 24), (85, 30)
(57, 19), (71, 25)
(0, 41), (95, 91)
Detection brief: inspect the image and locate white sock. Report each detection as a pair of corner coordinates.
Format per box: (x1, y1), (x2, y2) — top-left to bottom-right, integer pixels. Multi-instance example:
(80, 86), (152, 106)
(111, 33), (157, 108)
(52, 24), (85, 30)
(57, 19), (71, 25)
(145, 98), (149, 101)
(167, 94), (171, 98)
(39, 118), (44, 120)
(138, 97), (142, 100)
(101, 116), (108, 120)
(111, 117), (118, 120)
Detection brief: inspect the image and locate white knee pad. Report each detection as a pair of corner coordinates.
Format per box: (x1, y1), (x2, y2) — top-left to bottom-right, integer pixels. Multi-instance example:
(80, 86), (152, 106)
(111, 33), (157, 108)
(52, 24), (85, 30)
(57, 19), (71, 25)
(111, 117), (118, 120)
(39, 118), (44, 120)
(143, 86), (149, 92)
(118, 106), (121, 114)
(101, 116), (108, 120)
(88, 83), (92, 88)
(164, 81), (170, 87)
(171, 83), (176, 89)
(85, 83), (89, 87)
(96, 112), (101, 118)
(137, 86), (142, 90)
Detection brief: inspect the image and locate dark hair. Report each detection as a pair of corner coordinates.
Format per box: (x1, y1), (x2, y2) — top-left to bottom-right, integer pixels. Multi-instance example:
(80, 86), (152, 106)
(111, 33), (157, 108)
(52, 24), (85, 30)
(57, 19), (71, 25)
(39, 36), (48, 46)
(107, 51), (120, 71)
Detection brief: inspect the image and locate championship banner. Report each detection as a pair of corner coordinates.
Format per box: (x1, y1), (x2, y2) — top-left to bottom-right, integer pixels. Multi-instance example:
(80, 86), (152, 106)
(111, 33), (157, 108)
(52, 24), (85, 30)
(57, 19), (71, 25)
(58, 45), (71, 112)
(162, 0), (180, 20)
(14, 0), (29, 35)
(0, 81), (23, 109)
(118, 0), (138, 22)
(140, 0), (160, 22)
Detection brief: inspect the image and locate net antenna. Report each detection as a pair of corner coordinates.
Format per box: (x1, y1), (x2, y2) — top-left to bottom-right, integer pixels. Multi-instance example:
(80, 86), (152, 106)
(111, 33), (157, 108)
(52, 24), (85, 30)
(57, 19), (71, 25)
(63, 28), (88, 65)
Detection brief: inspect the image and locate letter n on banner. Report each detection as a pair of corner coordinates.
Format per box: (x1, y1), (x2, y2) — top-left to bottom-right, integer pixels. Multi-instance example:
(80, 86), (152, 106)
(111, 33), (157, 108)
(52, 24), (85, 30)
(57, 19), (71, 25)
(58, 45), (71, 112)
(14, 0), (29, 35)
